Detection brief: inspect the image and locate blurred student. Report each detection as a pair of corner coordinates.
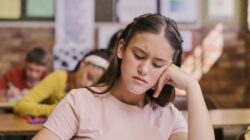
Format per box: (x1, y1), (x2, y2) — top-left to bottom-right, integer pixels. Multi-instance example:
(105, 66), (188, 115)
(14, 49), (110, 117)
(0, 47), (48, 101)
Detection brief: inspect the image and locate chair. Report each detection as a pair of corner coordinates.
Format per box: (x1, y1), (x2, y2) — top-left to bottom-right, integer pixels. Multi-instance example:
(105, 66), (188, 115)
(172, 95), (223, 140)
(236, 130), (246, 140)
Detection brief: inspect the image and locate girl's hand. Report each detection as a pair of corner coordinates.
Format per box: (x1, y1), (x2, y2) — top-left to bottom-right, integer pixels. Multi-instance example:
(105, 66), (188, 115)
(7, 87), (21, 102)
(153, 64), (197, 98)
(21, 89), (30, 96)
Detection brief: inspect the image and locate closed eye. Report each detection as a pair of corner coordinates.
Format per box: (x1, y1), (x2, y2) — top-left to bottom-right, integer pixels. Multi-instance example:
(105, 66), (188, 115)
(152, 63), (163, 68)
(134, 52), (145, 59)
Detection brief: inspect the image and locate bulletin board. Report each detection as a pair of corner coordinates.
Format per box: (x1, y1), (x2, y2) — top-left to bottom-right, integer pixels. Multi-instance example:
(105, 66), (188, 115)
(160, 0), (201, 28)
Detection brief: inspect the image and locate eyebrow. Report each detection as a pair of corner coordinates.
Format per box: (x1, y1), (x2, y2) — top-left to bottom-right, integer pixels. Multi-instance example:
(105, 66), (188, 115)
(133, 46), (146, 54)
(133, 46), (169, 62)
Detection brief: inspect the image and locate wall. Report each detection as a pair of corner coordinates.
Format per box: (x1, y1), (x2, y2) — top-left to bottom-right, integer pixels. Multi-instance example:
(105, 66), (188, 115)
(0, 26), (54, 75)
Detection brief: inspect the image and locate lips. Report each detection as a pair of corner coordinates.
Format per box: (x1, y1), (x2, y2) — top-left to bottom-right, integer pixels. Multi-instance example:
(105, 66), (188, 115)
(133, 76), (147, 84)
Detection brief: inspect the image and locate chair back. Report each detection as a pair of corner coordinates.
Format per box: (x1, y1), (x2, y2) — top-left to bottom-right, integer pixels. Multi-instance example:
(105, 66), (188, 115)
(236, 131), (246, 140)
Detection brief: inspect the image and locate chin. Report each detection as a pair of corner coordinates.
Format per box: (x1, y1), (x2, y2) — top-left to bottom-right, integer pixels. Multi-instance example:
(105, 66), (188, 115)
(126, 85), (148, 95)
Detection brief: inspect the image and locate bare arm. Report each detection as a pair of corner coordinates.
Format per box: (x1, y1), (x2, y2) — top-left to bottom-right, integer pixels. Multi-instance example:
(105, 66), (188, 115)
(154, 64), (214, 140)
(186, 79), (214, 140)
(32, 127), (61, 140)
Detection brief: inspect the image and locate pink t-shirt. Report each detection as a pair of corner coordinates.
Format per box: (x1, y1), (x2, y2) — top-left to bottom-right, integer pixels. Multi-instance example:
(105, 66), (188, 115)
(44, 88), (187, 140)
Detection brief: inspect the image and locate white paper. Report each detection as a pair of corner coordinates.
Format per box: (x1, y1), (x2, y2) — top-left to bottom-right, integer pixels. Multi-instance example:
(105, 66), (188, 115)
(54, 0), (94, 70)
(116, 0), (157, 23)
(208, 0), (234, 19)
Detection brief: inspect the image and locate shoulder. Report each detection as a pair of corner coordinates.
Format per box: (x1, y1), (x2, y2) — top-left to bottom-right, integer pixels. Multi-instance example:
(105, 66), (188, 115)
(51, 70), (67, 76)
(65, 88), (101, 105)
(5, 66), (24, 75)
(0, 66), (24, 81)
(44, 70), (67, 80)
(62, 88), (104, 115)
(67, 88), (94, 98)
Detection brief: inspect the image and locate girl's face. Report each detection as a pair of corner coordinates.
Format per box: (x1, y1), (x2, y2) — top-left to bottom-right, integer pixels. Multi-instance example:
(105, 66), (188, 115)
(117, 32), (174, 95)
(76, 62), (104, 88)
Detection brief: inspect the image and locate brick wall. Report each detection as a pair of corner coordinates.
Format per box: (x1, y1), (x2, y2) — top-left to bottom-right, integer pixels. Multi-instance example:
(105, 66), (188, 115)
(0, 27), (55, 75)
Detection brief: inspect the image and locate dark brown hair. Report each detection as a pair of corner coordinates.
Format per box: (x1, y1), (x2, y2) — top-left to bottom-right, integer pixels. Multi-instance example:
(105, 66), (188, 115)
(25, 47), (47, 66)
(89, 13), (183, 107)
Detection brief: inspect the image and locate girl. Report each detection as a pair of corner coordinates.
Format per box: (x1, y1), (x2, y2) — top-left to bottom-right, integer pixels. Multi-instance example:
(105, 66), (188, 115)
(14, 49), (110, 117)
(33, 13), (214, 140)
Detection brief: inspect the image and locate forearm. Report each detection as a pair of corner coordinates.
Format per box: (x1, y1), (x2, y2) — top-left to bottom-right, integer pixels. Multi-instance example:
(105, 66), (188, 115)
(187, 81), (214, 140)
(14, 101), (56, 117)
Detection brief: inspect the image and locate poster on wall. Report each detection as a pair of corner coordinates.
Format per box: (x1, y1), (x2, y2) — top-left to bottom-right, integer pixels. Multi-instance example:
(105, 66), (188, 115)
(115, 0), (157, 23)
(53, 0), (95, 70)
(208, 0), (234, 20)
(0, 0), (21, 19)
(26, 0), (55, 17)
(160, 0), (200, 27)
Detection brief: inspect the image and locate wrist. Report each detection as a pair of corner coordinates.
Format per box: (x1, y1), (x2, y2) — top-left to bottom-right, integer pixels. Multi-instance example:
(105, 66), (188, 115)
(186, 79), (200, 92)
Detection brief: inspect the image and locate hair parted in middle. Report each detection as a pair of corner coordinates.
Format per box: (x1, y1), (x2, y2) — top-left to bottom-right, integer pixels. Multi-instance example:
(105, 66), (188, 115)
(88, 13), (183, 107)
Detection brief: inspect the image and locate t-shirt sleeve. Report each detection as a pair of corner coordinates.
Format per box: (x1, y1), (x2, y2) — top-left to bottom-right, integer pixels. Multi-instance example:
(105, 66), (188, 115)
(171, 105), (188, 134)
(44, 90), (79, 140)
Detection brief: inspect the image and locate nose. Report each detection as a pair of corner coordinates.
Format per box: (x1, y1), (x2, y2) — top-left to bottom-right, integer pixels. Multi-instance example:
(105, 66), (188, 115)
(137, 61), (149, 76)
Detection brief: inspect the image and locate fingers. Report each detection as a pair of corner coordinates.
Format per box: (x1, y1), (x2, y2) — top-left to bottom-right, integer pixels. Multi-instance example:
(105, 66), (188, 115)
(7, 88), (20, 99)
(153, 72), (166, 98)
(153, 63), (173, 98)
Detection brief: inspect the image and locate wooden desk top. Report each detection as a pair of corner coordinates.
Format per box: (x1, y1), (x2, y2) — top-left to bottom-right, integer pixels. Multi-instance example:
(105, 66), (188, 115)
(183, 109), (250, 128)
(1, 109), (250, 135)
(0, 95), (14, 109)
(0, 102), (15, 109)
(0, 114), (43, 134)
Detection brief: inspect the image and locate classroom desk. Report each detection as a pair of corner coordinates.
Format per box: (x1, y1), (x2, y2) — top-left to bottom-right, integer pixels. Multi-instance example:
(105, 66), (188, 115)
(0, 95), (15, 113)
(0, 114), (43, 135)
(1, 109), (250, 135)
(183, 109), (250, 129)
(0, 102), (15, 109)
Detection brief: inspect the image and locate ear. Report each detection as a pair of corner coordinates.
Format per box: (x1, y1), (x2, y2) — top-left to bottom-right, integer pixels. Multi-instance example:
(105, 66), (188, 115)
(117, 39), (125, 59)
